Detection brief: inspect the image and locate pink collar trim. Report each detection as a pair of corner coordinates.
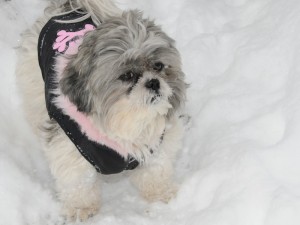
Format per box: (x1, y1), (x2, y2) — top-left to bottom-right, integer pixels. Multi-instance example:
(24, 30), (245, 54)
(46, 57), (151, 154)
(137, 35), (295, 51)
(54, 95), (129, 158)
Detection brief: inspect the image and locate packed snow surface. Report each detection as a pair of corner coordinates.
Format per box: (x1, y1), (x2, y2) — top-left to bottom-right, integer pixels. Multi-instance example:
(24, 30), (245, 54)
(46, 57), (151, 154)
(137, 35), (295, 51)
(1, 0), (300, 224)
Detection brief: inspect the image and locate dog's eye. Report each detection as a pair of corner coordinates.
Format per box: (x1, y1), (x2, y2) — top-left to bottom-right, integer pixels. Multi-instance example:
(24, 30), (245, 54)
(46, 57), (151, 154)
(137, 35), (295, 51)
(153, 62), (165, 72)
(119, 71), (135, 81)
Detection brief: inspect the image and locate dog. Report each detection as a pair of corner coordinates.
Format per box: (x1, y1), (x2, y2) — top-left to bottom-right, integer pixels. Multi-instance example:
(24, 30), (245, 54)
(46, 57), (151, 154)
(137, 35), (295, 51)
(16, 0), (187, 221)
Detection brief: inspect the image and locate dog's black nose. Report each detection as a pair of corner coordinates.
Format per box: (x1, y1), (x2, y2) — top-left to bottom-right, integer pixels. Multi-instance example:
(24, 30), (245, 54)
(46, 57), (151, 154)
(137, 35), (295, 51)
(145, 79), (160, 91)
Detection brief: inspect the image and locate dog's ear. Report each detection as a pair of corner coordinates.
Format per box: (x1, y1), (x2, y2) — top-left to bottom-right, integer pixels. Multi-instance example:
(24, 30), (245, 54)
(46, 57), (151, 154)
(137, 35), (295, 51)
(59, 56), (96, 113)
(60, 66), (93, 113)
(59, 32), (99, 113)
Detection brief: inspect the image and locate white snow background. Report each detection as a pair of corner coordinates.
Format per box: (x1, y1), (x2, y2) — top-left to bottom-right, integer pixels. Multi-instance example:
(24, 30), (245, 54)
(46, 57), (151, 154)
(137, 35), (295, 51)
(1, 0), (300, 224)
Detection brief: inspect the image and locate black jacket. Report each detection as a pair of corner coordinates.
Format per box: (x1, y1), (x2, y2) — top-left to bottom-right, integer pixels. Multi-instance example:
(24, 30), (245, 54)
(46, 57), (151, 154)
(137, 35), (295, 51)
(38, 11), (139, 174)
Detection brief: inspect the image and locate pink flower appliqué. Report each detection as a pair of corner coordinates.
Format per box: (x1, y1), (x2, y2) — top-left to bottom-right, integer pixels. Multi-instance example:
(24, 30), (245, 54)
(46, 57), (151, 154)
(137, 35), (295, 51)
(53, 24), (95, 53)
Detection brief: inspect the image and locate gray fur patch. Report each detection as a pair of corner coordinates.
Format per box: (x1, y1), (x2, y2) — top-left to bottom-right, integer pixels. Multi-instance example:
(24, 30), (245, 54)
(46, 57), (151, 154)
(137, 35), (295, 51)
(41, 119), (61, 144)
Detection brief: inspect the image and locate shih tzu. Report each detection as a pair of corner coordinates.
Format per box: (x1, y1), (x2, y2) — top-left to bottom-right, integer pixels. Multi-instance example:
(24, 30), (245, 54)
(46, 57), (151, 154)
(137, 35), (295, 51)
(16, 0), (187, 221)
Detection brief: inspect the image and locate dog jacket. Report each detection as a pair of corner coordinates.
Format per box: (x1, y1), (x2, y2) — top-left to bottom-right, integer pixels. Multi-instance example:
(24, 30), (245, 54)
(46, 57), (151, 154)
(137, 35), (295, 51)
(38, 11), (139, 174)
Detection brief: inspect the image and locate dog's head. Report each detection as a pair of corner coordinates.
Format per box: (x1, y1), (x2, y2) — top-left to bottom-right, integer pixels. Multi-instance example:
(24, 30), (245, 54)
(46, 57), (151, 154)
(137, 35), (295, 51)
(60, 10), (186, 139)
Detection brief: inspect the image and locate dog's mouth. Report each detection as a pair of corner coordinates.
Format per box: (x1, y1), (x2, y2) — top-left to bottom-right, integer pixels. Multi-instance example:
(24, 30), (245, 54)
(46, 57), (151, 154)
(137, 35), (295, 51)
(149, 93), (163, 104)
(150, 94), (162, 104)
(147, 92), (172, 115)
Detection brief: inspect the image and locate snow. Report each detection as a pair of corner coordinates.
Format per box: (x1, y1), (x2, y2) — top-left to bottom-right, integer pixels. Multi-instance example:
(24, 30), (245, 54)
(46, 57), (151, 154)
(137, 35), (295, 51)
(1, 0), (300, 224)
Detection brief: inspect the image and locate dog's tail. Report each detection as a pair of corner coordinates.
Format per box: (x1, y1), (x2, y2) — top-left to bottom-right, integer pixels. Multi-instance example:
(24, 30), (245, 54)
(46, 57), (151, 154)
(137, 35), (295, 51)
(46, 0), (122, 26)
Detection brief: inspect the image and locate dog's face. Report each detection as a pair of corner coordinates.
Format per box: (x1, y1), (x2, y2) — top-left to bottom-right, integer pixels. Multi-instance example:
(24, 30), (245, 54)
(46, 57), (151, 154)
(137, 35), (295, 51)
(60, 10), (186, 139)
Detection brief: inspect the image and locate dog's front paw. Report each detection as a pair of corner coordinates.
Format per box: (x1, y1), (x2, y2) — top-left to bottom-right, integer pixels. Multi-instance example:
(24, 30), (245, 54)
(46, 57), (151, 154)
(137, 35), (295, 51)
(62, 204), (100, 222)
(141, 182), (178, 203)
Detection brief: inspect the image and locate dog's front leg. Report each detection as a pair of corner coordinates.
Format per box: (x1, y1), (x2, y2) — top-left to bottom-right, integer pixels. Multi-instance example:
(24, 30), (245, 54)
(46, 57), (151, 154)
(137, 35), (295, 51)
(130, 117), (184, 203)
(44, 129), (101, 222)
(130, 152), (178, 203)
(58, 167), (101, 222)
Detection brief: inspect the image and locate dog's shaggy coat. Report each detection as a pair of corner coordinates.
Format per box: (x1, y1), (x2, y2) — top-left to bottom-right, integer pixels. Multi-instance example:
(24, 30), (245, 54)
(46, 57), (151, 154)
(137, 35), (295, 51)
(16, 0), (187, 221)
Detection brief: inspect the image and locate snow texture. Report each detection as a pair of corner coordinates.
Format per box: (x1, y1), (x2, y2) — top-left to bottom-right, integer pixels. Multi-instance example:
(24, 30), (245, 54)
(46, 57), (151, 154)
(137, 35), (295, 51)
(1, 0), (300, 224)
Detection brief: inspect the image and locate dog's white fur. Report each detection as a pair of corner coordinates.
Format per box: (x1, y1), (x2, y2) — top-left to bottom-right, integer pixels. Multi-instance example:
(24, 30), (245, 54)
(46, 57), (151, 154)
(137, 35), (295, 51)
(16, 0), (185, 221)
